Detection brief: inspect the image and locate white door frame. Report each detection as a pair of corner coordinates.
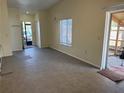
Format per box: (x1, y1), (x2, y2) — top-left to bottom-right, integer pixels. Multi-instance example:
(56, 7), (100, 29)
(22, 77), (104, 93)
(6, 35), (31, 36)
(101, 4), (124, 70)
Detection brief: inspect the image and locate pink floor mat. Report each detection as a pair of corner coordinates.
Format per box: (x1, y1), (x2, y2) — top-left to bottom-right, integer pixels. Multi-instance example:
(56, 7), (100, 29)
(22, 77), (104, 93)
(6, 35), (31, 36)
(98, 66), (124, 82)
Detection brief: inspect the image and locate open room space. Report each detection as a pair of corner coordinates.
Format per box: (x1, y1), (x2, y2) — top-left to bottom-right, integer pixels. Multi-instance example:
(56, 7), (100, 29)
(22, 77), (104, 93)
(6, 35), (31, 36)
(107, 12), (124, 68)
(1, 47), (124, 93)
(1, 0), (124, 93)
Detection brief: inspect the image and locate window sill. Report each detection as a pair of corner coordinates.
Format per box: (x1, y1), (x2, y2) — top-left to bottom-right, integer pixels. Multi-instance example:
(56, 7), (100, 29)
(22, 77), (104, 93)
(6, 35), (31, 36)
(60, 43), (72, 47)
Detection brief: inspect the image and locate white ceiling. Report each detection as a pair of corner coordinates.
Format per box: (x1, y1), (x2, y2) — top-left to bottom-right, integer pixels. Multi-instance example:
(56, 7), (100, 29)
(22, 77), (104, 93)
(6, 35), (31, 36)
(8, 0), (60, 10)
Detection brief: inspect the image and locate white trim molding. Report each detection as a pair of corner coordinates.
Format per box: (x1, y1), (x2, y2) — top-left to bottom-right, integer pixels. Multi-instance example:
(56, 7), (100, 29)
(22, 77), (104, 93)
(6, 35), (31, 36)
(51, 47), (100, 69)
(101, 3), (124, 70)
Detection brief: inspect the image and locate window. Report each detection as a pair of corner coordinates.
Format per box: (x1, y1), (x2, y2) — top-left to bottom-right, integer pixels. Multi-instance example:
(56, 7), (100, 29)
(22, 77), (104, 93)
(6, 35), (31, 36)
(110, 31), (117, 40)
(109, 21), (118, 48)
(60, 19), (72, 46)
(111, 21), (118, 30)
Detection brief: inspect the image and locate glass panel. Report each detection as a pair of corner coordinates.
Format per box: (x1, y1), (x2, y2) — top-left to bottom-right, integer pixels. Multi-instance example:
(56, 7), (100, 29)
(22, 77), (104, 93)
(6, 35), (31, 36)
(60, 20), (67, 44)
(67, 19), (72, 45)
(111, 21), (118, 30)
(120, 27), (124, 30)
(60, 19), (72, 46)
(26, 25), (32, 41)
(110, 31), (117, 40)
(117, 41), (122, 47)
(109, 40), (116, 52)
(109, 40), (116, 47)
(118, 31), (124, 40)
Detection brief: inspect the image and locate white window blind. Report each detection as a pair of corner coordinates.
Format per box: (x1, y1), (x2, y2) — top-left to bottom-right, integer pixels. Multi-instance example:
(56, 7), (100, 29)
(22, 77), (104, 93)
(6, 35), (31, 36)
(60, 19), (72, 46)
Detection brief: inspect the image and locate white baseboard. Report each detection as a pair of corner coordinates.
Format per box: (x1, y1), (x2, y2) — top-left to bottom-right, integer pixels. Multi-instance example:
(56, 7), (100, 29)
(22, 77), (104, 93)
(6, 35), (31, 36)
(51, 47), (100, 69)
(4, 52), (13, 57)
(13, 48), (23, 52)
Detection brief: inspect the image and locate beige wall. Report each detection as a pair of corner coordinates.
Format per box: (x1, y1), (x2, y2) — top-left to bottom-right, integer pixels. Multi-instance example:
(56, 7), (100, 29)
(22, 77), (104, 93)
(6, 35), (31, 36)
(39, 11), (49, 48)
(0, 0), (12, 56)
(7, 7), (49, 52)
(47, 0), (124, 67)
(35, 11), (49, 48)
(8, 8), (37, 52)
(35, 13), (41, 48)
(8, 8), (22, 51)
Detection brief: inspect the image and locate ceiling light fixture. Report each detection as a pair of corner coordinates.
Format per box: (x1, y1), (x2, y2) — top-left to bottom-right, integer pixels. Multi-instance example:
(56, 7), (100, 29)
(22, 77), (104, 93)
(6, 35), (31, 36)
(26, 11), (29, 14)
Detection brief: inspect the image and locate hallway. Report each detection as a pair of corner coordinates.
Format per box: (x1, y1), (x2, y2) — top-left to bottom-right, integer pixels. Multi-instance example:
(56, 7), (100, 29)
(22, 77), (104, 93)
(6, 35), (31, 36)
(1, 47), (124, 93)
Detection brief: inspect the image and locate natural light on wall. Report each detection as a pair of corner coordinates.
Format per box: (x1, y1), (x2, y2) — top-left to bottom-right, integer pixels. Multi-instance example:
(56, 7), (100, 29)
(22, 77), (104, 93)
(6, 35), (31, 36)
(60, 19), (72, 46)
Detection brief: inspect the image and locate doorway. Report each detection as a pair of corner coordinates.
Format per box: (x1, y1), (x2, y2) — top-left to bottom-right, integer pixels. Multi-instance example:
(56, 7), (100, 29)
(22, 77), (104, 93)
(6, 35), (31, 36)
(105, 12), (124, 68)
(22, 22), (33, 49)
(101, 5), (124, 70)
